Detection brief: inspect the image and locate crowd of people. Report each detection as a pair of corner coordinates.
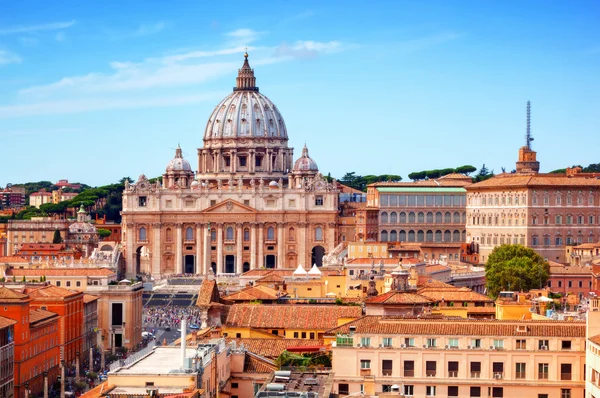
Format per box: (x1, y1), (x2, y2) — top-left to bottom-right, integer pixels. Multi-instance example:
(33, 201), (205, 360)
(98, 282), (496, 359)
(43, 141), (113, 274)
(143, 306), (203, 329)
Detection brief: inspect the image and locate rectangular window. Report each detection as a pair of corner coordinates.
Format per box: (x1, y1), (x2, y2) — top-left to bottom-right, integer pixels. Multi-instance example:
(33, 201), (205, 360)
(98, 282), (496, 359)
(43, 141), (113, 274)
(138, 196), (147, 207)
(492, 387), (503, 398)
(404, 360), (414, 377)
(360, 337), (371, 347)
(516, 339), (526, 350)
(360, 359), (371, 369)
(426, 386), (436, 397)
(426, 338), (436, 348)
(448, 338), (458, 348)
(448, 361), (459, 378)
(471, 338), (481, 348)
(561, 389), (571, 398)
(426, 361), (437, 377)
(381, 360), (393, 376)
(231, 383), (239, 388)
(447, 386), (459, 397)
(382, 337), (393, 347)
(515, 363), (526, 379)
(493, 362), (504, 378)
(561, 340), (572, 350)
(301, 332), (306, 338)
(470, 361), (481, 378)
(538, 395), (549, 398)
(538, 363), (549, 380)
(404, 385), (414, 396)
(111, 303), (123, 326)
(561, 363), (572, 380)
(470, 386), (481, 397)
(315, 195), (324, 206)
(493, 339), (504, 349)
(338, 384), (349, 395)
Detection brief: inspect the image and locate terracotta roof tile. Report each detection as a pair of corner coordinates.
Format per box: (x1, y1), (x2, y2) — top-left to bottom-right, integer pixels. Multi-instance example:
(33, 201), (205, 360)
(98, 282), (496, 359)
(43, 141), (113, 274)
(0, 315), (16, 329)
(365, 291), (433, 304)
(0, 256), (29, 263)
(7, 268), (116, 277)
(225, 304), (362, 330)
(590, 334), (600, 345)
(0, 286), (28, 300)
(549, 264), (593, 275)
(255, 274), (285, 284)
(29, 308), (58, 324)
(18, 243), (65, 251)
(469, 173), (600, 189)
(243, 353), (278, 373)
(241, 269), (341, 278)
(26, 285), (81, 298)
(326, 315), (585, 337)
(223, 285), (282, 302)
(214, 338), (326, 359)
(84, 294), (99, 303)
(197, 279), (221, 306)
(417, 287), (494, 303)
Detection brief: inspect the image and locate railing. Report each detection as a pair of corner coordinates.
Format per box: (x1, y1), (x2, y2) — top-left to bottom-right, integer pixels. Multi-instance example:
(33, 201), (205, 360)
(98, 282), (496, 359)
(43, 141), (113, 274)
(561, 373), (572, 381)
(515, 372), (526, 379)
(426, 371), (436, 377)
(448, 371), (458, 378)
(382, 370), (392, 376)
(109, 342), (156, 371)
(470, 372), (480, 378)
(403, 370), (415, 377)
(538, 372), (549, 380)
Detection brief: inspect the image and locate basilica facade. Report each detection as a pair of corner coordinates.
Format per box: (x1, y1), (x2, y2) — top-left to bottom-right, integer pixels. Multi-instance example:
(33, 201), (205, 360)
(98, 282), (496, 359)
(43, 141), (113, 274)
(121, 54), (339, 278)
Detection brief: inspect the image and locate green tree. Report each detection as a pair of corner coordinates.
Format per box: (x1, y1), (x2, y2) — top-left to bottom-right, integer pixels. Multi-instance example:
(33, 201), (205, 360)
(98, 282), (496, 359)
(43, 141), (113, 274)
(485, 244), (550, 298)
(455, 165), (477, 175)
(52, 229), (63, 244)
(473, 164), (494, 182)
(97, 229), (112, 239)
(408, 171), (427, 181)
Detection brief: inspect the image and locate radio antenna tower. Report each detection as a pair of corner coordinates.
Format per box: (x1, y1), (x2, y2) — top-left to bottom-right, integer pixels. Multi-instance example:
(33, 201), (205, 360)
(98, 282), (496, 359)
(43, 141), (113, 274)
(526, 101), (534, 149)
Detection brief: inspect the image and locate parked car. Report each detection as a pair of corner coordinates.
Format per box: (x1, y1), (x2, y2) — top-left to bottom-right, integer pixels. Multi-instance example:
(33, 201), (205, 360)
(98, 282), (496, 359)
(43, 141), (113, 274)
(165, 326), (171, 331)
(189, 324), (200, 330)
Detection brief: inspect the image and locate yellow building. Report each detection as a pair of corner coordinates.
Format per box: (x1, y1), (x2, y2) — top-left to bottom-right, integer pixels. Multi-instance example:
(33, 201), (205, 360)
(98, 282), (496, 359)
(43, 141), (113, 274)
(348, 242), (389, 259)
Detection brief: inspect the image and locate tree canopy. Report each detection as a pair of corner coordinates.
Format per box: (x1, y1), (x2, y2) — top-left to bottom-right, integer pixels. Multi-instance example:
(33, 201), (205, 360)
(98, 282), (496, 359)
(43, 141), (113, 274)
(408, 165), (477, 181)
(338, 172), (402, 192)
(485, 244), (549, 298)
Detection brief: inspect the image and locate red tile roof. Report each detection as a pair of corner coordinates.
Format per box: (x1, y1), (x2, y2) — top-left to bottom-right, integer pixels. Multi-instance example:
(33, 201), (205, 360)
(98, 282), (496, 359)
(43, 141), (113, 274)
(215, 338), (326, 359)
(26, 285), (81, 298)
(0, 287), (28, 300)
(0, 256), (29, 263)
(469, 173), (600, 189)
(29, 308), (59, 324)
(7, 268), (116, 277)
(590, 334), (600, 346)
(225, 304), (362, 330)
(243, 352), (278, 373)
(417, 287), (493, 303)
(196, 279), (222, 307)
(242, 269), (341, 277)
(325, 315), (585, 337)
(83, 294), (99, 304)
(0, 316), (16, 329)
(18, 243), (65, 251)
(365, 291), (433, 305)
(222, 285), (282, 302)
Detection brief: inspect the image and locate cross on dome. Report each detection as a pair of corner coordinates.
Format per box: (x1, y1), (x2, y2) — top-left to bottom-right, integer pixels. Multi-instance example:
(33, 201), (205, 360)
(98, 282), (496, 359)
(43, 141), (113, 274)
(235, 52), (258, 92)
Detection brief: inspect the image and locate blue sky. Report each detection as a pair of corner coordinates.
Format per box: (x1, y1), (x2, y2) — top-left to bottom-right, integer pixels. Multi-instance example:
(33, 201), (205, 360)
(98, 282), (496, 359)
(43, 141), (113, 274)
(1, 0), (599, 187)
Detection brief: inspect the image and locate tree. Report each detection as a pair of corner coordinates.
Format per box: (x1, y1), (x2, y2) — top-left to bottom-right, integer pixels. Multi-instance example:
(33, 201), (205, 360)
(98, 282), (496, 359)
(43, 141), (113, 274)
(52, 229), (63, 244)
(408, 171), (427, 181)
(473, 164), (494, 182)
(97, 229), (112, 239)
(485, 244), (550, 298)
(455, 165), (477, 175)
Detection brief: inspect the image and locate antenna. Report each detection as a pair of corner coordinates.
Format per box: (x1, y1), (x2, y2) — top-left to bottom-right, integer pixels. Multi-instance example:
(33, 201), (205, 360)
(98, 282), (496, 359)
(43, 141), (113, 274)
(526, 101), (534, 149)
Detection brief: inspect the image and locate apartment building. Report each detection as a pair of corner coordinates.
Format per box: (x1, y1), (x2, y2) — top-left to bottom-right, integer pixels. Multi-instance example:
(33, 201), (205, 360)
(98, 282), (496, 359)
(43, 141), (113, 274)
(326, 316), (585, 397)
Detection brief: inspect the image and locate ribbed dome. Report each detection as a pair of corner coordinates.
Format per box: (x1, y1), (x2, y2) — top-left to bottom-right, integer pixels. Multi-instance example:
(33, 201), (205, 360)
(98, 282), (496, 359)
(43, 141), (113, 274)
(293, 144), (318, 172)
(166, 146), (192, 172)
(203, 53), (287, 141)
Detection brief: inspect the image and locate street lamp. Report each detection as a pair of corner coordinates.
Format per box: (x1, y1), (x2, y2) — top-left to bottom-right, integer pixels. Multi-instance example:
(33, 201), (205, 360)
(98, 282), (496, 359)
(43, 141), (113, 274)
(60, 359), (65, 398)
(24, 382), (30, 398)
(76, 351), (80, 381)
(43, 371), (49, 398)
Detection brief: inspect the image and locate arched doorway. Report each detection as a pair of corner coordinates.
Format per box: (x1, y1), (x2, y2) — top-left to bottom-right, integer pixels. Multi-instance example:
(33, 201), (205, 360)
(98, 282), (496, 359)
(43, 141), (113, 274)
(265, 255), (276, 269)
(184, 255), (195, 274)
(243, 262), (250, 273)
(225, 255), (235, 273)
(311, 246), (325, 267)
(211, 262), (217, 274)
(135, 246), (149, 275)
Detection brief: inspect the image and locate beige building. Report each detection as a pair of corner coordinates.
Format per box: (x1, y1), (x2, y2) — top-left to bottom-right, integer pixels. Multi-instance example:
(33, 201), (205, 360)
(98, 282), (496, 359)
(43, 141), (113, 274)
(121, 53), (339, 278)
(466, 145), (600, 263)
(586, 298), (600, 398)
(6, 218), (70, 255)
(326, 316), (585, 397)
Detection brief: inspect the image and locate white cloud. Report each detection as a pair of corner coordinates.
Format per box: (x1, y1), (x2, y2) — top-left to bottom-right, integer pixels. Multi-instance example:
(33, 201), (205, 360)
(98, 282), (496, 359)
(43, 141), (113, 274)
(0, 50), (22, 65)
(225, 28), (263, 44)
(134, 22), (165, 37)
(274, 40), (342, 59)
(0, 20), (76, 35)
(55, 32), (66, 42)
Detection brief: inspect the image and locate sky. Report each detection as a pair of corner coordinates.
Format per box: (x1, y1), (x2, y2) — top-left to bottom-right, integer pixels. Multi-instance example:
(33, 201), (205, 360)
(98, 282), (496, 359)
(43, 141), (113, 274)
(0, 0), (599, 187)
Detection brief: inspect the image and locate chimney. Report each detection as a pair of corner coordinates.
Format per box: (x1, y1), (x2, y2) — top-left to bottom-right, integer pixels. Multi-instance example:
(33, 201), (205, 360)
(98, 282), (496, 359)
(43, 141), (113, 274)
(181, 318), (187, 369)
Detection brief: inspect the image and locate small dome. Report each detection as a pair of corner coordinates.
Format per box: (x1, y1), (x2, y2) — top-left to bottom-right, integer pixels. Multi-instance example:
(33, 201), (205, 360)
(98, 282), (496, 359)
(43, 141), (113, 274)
(293, 144), (318, 172)
(69, 222), (97, 234)
(190, 180), (200, 189)
(166, 146), (192, 172)
(269, 180), (279, 188)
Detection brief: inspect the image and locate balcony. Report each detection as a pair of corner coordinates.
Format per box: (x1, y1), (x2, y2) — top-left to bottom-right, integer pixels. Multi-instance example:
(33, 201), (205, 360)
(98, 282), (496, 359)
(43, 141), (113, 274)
(426, 371), (436, 377)
(561, 373), (572, 381)
(538, 373), (549, 380)
(448, 371), (458, 378)
(403, 370), (414, 377)
(360, 369), (371, 376)
(516, 372), (526, 379)
(493, 372), (504, 379)
(470, 372), (480, 378)
(382, 370), (392, 377)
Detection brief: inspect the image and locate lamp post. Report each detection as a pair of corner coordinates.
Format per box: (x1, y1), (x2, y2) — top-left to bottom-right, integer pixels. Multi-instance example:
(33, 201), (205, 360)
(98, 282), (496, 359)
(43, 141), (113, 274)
(60, 359), (65, 398)
(89, 347), (94, 372)
(43, 371), (49, 398)
(100, 333), (106, 370)
(111, 328), (116, 355)
(76, 351), (80, 382)
(24, 382), (29, 398)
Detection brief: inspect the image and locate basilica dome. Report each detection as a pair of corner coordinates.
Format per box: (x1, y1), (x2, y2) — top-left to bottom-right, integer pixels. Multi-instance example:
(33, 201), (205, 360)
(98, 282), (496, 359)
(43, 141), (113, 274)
(293, 144), (318, 172)
(203, 53), (288, 141)
(166, 146), (192, 172)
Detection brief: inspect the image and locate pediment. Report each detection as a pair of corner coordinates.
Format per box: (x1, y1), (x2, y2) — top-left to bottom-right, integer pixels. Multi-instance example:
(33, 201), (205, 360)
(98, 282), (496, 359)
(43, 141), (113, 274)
(202, 199), (258, 214)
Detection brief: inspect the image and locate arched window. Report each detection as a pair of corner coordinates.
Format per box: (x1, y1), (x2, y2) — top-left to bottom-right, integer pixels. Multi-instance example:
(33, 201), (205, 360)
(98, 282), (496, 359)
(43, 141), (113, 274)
(417, 230), (424, 242)
(390, 231), (397, 242)
(443, 212), (450, 223)
(426, 212), (433, 223)
(399, 212), (406, 223)
(435, 230), (442, 242)
(444, 230), (451, 242)
(418, 212), (424, 223)
(315, 227), (323, 241)
(185, 227), (193, 241)
(390, 212), (397, 224)
(408, 230), (415, 242)
(435, 212), (443, 223)
(408, 212), (415, 223)
(267, 227), (275, 240)
(426, 230), (433, 242)
(288, 227), (295, 241)
(399, 230), (406, 242)
(166, 228), (172, 242)
(381, 212), (388, 224)
(139, 227), (146, 241)
(381, 231), (388, 242)
(462, 231), (466, 242)
(453, 212), (460, 223)
(461, 212), (467, 223)
(226, 227), (234, 240)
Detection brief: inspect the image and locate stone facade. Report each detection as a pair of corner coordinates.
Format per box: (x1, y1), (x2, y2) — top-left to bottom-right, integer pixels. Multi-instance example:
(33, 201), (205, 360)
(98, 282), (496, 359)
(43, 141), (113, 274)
(121, 54), (338, 278)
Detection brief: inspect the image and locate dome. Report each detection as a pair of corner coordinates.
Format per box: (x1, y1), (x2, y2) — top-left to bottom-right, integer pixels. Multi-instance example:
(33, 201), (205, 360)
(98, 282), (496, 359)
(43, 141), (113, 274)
(268, 180), (279, 188)
(69, 222), (97, 234)
(203, 54), (288, 141)
(293, 144), (318, 172)
(166, 146), (192, 172)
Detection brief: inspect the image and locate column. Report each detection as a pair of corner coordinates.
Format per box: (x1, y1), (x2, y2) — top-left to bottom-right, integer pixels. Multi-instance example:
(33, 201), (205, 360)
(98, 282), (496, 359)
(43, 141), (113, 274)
(76, 351), (80, 381)
(217, 224), (223, 274)
(213, 150), (219, 172)
(60, 361), (65, 398)
(236, 224), (243, 274)
(250, 223), (257, 269)
(257, 223), (264, 268)
(327, 222), (336, 252)
(89, 348), (93, 374)
(152, 223), (161, 277)
(43, 372), (48, 398)
(125, 222), (135, 278)
(249, 150), (255, 173)
(277, 223), (284, 268)
(204, 224), (211, 274)
(195, 223), (203, 275)
(298, 222), (307, 267)
(231, 150), (237, 173)
(175, 223), (183, 274)
(266, 150), (272, 172)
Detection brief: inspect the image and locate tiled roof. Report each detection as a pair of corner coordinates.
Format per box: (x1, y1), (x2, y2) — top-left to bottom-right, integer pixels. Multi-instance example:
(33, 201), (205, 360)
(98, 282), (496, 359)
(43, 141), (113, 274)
(83, 294), (99, 303)
(26, 285), (81, 298)
(549, 264), (593, 275)
(0, 287), (28, 300)
(0, 256), (29, 263)
(224, 338), (326, 358)
(325, 315), (585, 337)
(346, 258), (416, 265)
(416, 278), (455, 289)
(590, 334), (600, 346)
(468, 173), (600, 189)
(434, 306), (495, 313)
(7, 268), (116, 277)
(223, 285), (281, 301)
(365, 291), (433, 305)
(29, 308), (58, 324)
(225, 304), (362, 330)
(255, 274), (285, 284)
(417, 287), (494, 303)
(241, 269), (341, 278)
(197, 279), (222, 307)
(243, 352), (278, 373)
(0, 315), (16, 329)
(370, 175), (472, 188)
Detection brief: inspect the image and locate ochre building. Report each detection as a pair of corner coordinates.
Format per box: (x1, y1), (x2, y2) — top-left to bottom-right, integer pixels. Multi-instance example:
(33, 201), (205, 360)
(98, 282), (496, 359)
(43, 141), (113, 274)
(121, 53), (338, 278)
